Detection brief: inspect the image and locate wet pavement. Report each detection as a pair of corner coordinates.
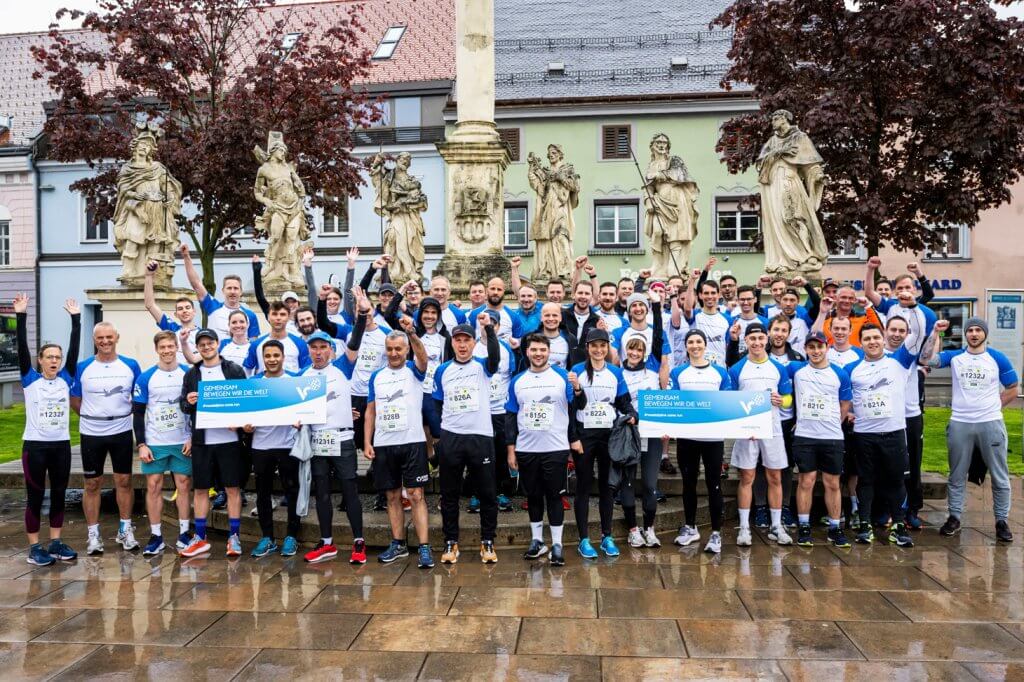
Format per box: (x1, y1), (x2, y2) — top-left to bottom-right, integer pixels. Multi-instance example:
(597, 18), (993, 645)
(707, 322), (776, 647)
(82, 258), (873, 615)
(0, 484), (1018, 680)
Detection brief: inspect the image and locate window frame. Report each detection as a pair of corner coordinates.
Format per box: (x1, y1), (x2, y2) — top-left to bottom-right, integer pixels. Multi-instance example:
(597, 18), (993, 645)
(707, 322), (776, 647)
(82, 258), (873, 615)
(593, 199), (640, 249)
(497, 127), (522, 163)
(925, 224), (970, 261)
(80, 198), (111, 244)
(599, 124), (632, 161)
(319, 196), (350, 237)
(0, 220), (9, 267)
(829, 235), (867, 262)
(372, 25), (407, 60)
(503, 202), (529, 250)
(713, 196), (760, 249)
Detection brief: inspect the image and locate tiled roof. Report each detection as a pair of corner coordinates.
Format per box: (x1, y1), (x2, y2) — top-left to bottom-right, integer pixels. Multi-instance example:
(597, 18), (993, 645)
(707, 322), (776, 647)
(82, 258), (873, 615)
(493, 0), (748, 102)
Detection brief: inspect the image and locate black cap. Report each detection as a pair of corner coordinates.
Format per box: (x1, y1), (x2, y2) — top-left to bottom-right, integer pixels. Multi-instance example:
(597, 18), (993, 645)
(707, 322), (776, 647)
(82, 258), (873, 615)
(585, 328), (610, 344)
(419, 296), (441, 313)
(379, 284), (398, 295)
(482, 308), (501, 323)
(805, 331), (829, 346)
(195, 328), (219, 344)
(451, 323), (475, 338)
(744, 322), (768, 338)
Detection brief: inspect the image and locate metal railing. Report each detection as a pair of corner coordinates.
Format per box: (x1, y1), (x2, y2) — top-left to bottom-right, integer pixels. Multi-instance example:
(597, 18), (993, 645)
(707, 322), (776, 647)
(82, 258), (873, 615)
(353, 126), (445, 147)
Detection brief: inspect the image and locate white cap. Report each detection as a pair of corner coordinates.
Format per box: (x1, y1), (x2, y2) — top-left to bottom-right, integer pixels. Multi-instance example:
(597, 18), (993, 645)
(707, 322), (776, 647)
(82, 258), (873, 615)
(281, 291), (300, 302)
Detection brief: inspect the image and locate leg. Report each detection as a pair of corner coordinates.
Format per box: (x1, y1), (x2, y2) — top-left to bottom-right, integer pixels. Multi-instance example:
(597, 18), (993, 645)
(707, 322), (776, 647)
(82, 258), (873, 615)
(977, 421), (1011, 521)
(110, 430), (136, 522)
(79, 435), (104, 527)
(945, 421), (974, 519)
(854, 434), (877, 527)
(764, 468), (783, 511)
(822, 473), (842, 520)
(22, 444), (47, 544)
(438, 433), (465, 543)
(407, 486), (429, 545)
(620, 464), (637, 530)
(700, 442), (725, 532)
(641, 439), (663, 529)
(145, 473), (164, 526)
(595, 441), (613, 538)
(797, 472), (816, 517)
(677, 440), (701, 527)
(752, 462), (768, 508)
(252, 451), (276, 538)
(277, 452), (302, 538)
(470, 438), (498, 542)
(337, 442), (363, 539)
(113, 473), (135, 523)
(518, 453), (546, 526)
(172, 473), (192, 529)
(573, 435), (597, 538)
(47, 443), (72, 540)
(311, 457), (335, 540)
(737, 467), (755, 513)
(385, 488), (406, 542)
(543, 453), (568, 528)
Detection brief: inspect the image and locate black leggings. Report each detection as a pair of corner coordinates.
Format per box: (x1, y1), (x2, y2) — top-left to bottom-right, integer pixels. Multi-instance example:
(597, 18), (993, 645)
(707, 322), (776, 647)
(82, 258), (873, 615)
(854, 430), (908, 527)
(518, 451), (569, 528)
(621, 438), (663, 530)
(311, 455), (362, 541)
(677, 439), (725, 531)
(251, 448), (300, 539)
(576, 430), (613, 538)
(22, 441), (71, 534)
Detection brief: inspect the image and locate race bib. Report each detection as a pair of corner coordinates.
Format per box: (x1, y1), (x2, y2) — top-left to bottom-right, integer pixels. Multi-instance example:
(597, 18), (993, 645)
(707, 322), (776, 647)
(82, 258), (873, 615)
(37, 400), (68, 430)
(311, 429), (340, 457)
(358, 349), (381, 372)
(154, 404), (184, 432)
(489, 375), (505, 402)
(379, 403), (409, 433)
(863, 392), (892, 419)
(448, 386), (480, 413)
(583, 402), (615, 429)
(799, 393), (834, 422)
(958, 364), (989, 392)
(523, 402), (554, 431)
(424, 364), (438, 392)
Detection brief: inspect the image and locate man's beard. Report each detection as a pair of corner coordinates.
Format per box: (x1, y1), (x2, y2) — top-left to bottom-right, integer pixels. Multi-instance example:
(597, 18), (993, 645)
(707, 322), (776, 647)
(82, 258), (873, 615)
(488, 295), (503, 307)
(299, 324), (316, 336)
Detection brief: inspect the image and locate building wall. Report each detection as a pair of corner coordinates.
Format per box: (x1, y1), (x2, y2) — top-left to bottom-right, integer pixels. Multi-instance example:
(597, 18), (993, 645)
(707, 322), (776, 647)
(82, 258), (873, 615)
(0, 153), (37, 360)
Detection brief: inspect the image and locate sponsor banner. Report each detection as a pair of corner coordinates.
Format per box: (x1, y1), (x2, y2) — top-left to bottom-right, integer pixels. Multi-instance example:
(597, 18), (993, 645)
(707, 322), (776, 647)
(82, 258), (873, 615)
(196, 376), (326, 429)
(638, 389), (774, 439)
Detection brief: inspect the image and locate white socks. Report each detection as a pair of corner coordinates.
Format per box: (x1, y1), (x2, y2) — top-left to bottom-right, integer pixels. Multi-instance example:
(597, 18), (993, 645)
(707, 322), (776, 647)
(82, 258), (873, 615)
(550, 525), (563, 546)
(530, 521), (543, 542)
(770, 508), (782, 529)
(322, 537), (333, 546)
(151, 523), (161, 537)
(738, 508), (750, 529)
(88, 524), (100, 538)
(178, 519), (189, 534)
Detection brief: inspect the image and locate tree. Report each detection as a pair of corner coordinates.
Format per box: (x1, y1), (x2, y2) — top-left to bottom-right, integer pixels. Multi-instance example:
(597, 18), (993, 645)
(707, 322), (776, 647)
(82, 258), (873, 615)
(33, 0), (380, 293)
(714, 0), (1024, 256)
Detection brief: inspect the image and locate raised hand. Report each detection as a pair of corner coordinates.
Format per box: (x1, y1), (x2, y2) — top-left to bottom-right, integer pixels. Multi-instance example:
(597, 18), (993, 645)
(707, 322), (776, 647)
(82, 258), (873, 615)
(567, 371), (580, 391)
(790, 275), (806, 287)
(575, 255), (588, 270)
(648, 288), (662, 305)
(381, 254), (393, 265)
(820, 297), (835, 314)
(372, 257), (385, 270)
(179, 243), (191, 260)
(705, 256), (717, 271)
(63, 298), (80, 316)
(346, 246), (359, 268)
(867, 256), (882, 270)
(399, 315), (415, 334)
(596, 317), (608, 332)
(251, 254), (260, 264)
(145, 260), (158, 277)
(319, 284), (333, 301)
(178, 328), (190, 346)
(729, 320), (741, 341)
(639, 268), (652, 279)
(691, 268), (702, 279)
(302, 247), (314, 268)
(756, 274), (772, 288)
(12, 292), (28, 314)
(584, 263), (597, 277)
(934, 319), (951, 333)
(907, 261), (921, 275)
(510, 255), (522, 269)
(477, 311), (493, 328)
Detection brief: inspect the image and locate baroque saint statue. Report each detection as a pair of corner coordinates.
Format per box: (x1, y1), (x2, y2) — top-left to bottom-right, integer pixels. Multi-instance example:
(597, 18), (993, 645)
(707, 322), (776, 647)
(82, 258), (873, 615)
(253, 131), (310, 288)
(528, 144), (579, 283)
(370, 152), (427, 284)
(113, 121), (182, 287)
(756, 109), (829, 277)
(643, 133), (699, 280)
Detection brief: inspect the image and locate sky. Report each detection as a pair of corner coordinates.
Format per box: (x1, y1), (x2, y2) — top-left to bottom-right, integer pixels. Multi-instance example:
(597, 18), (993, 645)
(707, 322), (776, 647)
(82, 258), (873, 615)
(4, 0), (1021, 33)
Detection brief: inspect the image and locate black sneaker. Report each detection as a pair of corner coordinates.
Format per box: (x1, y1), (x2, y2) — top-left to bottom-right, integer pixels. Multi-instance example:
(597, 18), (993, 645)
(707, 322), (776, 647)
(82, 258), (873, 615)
(827, 526), (851, 549)
(889, 523), (914, 548)
(996, 520), (1014, 543)
(523, 539), (548, 560)
(939, 515), (961, 537)
(372, 493), (387, 512)
(549, 543), (565, 566)
(797, 524), (813, 547)
(659, 458), (677, 475)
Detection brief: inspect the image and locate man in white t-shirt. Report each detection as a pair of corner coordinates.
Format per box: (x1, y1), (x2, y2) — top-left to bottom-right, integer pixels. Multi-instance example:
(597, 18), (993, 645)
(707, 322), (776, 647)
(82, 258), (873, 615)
(180, 244), (260, 341)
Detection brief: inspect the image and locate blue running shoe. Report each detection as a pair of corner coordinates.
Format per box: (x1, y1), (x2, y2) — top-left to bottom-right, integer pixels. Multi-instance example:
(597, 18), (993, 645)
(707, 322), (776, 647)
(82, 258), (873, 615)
(211, 490), (227, 510)
(905, 510), (922, 531)
(600, 535), (620, 557)
(418, 544), (434, 569)
(47, 539), (77, 562)
(142, 535), (165, 556)
(27, 544), (55, 567)
(176, 531), (192, 551)
(251, 537), (278, 558)
(753, 505), (770, 529)
(497, 494), (512, 512)
(467, 496), (480, 513)
(281, 536), (298, 557)
(782, 506), (797, 529)
(577, 538), (598, 559)
(378, 540), (409, 564)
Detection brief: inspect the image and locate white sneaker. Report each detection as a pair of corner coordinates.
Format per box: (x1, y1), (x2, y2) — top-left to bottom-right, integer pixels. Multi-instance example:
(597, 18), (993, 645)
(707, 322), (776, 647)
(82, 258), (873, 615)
(627, 528), (645, 548)
(116, 526), (139, 551)
(250, 497), (280, 517)
(704, 531), (722, 554)
(736, 527), (753, 546)
(86, 535), (104, 556)
(674, 525), (700, 547)
(769, 525), (793, 546)
(643, 527), (661, 548)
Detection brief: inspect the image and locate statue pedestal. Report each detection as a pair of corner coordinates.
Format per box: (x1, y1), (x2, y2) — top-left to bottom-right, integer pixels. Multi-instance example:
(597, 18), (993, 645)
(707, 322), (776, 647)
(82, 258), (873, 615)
(85, 286), (196, 366)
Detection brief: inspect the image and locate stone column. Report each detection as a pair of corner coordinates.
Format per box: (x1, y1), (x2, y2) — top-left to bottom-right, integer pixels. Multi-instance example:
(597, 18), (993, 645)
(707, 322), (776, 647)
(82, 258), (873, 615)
(433, 0), (510, 292)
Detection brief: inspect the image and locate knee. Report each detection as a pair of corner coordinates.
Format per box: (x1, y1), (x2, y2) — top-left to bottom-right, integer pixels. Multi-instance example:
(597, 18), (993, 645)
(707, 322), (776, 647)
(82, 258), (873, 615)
(114, 474), (132, 490)
(147, 479), (163, 495)
(822, 476), (840, 492)
(798, 475), (815, 491)
(739, 470), (755, 485)
(84, 478), (101, 492)
(406, 488), (424, 502)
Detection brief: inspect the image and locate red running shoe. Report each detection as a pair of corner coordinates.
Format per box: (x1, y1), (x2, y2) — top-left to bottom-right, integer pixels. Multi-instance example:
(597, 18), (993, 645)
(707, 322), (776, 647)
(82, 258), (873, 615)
(520, 500), (529, 510)
(562, 496), (571, 510)
(350, 539), (367, 564)
(304, 541), (338, 564)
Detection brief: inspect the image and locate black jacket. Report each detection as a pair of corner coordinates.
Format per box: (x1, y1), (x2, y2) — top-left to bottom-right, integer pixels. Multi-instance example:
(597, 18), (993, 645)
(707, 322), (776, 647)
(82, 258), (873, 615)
(561, 305), (602, 366)
(179, 359), (247, 446)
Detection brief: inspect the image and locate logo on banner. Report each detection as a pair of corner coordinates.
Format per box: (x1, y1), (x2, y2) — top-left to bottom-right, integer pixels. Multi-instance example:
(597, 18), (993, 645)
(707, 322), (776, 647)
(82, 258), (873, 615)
(740, 391), (765, 415)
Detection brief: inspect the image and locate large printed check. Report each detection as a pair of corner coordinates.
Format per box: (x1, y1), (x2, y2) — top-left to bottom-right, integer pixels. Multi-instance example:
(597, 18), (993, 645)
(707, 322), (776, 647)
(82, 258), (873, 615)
(196, 376), (327, 429)
(637, 389), (774, 440)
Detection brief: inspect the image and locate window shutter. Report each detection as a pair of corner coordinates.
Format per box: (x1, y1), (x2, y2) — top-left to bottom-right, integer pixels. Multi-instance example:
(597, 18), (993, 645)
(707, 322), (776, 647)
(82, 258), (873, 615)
(601, 125), (630, 160)
(498, 128), (520, 162)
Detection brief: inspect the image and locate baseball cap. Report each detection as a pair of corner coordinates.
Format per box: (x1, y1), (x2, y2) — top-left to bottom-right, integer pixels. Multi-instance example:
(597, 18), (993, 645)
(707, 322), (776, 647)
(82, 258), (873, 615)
(744, 323), (768, 337)
(379, 284), (398, 295)
(481, 308), (501, 323)
(281, 291), (300, 302)
(822, 278), (839, 289)
(306, 331), (334, 345)
(585, 328), (610, 344)
(195, 328), (219, 344)
(805, 331), (829, 346)
(451, 323), (475, 338)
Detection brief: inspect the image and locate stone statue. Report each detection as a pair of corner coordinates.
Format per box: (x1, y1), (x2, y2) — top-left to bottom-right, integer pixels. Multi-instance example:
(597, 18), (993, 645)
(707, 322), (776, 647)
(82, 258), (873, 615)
(370, 152), (427, 284)
(756, 109), (828, 277)
(643, 133), (699, 280)
(112, 121), (182, 287)
(528, 144), (579, 282)
(253, 131), (310, 288)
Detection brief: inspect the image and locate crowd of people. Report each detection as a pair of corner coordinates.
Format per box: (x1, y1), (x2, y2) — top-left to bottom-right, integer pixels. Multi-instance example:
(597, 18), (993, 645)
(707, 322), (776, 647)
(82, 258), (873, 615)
(14, 244), (1019, 569)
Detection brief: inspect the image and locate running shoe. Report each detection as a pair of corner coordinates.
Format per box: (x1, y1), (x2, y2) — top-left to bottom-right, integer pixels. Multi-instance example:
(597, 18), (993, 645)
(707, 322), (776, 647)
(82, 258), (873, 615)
(905, 510), (923, 531)
(703, 531), (722, 554)
(304, 541), (338, 564)
(561, 496), (571, 510)
(207, 487), (217, 499)
(855, 524), (875, 545)
(441, 541), (460, 564)
(889, 523), (914, 547)
(47, 540), (77, 562)
(180, 535), (211, 558)
(401, 495), (412, 511)
(577, 538), (598, 559)
(86, 535), (104, 556)
(820, 514), (846, 527)
(656, 490), (667, 503)
(753, 505), (770, 529)
(372, 494), (387, 512)
(350, 539), (367, 564)
(627, 528), (645, 548)
(176, 531), (192, 551)
(996, 520), (1014, 543)
(281, 536), (298, 557)
(827, 525), (851, 549)
(782, 506), (797, 529)
(659, 458), (677, 475)
(674, 525), (700, 547)
(736, 527), (753, 547)
(378, 540), (408, 564)
(497, 494), (513, 511)
(523, 539), (548, 560)
(467, 496), (480, 513)
(142, 535), (165, 556)
(212, 490), (227, 510)
(249, 497), (279, 517)
(939, 515), (961, 536)
(480, 541), (498, 564)
(550, 543), (565, 566)
(226, 534), (242, 557)
(600, 535), (620, 557)
(769, 525), (793, 546)
(520, 500), (529, 511)
(418, 544), (434, 569)
(251, 537), (278, 558)
(116, 525), (139, 551)
(796, 524), (813, 547)
(27, 544), (55, 567)
(643, 527), (661, 548)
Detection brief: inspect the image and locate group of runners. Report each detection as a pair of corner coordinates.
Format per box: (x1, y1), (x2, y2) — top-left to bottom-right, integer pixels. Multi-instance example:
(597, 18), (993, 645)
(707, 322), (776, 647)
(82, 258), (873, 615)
(15, 245), (1018, 568)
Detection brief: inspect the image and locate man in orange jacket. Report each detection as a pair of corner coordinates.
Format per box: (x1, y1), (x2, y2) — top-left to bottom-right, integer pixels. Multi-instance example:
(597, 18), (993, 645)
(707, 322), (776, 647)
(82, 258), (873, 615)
(817, 286), (882, 347)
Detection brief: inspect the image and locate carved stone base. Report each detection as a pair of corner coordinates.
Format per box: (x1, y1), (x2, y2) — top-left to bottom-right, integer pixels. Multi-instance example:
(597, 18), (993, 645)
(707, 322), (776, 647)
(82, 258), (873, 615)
(431, 252), (510, 297)
(85, 286), (195, 366)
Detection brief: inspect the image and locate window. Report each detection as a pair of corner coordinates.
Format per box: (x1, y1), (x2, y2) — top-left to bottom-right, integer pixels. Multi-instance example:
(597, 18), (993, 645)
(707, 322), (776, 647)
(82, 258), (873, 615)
(82, 203), (110, 243)
(504, 203), (528, 249)
(930, 301), (973, 351)
(594, 201), (639, 248)
(714, 197), (759, 247)
(829, 235), (866, 261)
(280, 32), (301, 51)
(601, 125), (631, 160)
(321, 197), (349, 237)
(0, 221), (8, 266)
(926, 225), (969, 260)
(497, 128), (521, 162)
(372, 26), (406, 60)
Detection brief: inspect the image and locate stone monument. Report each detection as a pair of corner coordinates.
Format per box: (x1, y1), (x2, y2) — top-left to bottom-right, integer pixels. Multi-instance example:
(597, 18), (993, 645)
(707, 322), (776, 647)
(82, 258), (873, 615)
(432, 0), (510, 291)
(756, 109), (828, 277)
(112, 121), (182, 288)
(528, 144), (579, 283)
(643, 133), (699, 280)
(253, 131), (310, 290)
(370, 152), (427, 284)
